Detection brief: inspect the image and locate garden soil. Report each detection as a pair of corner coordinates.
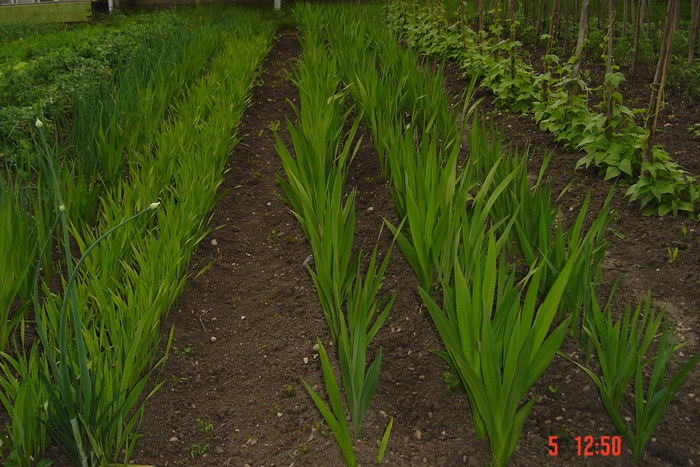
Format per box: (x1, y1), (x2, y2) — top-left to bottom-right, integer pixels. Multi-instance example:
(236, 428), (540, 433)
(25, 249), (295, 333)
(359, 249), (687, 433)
(129, 30), (699, 466)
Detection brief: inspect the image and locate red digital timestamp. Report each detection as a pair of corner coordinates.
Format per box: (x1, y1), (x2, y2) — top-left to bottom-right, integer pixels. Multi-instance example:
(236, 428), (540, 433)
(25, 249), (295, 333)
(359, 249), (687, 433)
(548, 435), (623, 457)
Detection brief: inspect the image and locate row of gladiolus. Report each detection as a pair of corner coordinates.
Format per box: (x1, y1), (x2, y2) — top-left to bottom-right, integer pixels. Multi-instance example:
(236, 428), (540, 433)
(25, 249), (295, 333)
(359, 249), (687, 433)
(294, 3), (698, 466)
(276, 6), (395, 465)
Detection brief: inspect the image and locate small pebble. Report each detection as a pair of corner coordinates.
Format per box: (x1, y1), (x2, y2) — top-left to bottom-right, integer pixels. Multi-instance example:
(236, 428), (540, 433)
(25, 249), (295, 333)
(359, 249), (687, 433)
(210, 336), (217, 342)
(169, 436), (178, 442)
(211, 239), (218, 246)
(414, 429), (422, 440)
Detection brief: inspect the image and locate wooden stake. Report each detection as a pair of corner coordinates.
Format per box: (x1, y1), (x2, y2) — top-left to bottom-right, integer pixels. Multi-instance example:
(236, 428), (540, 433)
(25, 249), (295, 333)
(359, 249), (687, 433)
(689, 0), (700, 68)
(644, 0), (680, 164)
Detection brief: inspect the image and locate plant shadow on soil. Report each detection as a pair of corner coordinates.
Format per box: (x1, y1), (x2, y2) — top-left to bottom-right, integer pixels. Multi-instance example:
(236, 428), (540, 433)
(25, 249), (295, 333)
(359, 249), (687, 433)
(130, 30), (699, 466)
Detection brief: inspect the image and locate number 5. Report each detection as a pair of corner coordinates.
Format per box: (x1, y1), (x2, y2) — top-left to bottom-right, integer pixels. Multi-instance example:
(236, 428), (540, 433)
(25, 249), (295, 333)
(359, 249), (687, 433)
(548, 436), (559, 456)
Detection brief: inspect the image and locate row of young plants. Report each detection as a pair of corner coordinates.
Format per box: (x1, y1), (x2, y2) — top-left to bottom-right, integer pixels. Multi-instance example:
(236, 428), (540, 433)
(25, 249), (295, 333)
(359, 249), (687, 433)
(276, 6), (394, 464)
(0, 6), (238, 354)
(441, 0), (699, 76)
(320, 4), (602, 464)
(296, 2), (698, 465)
(451, 0), (700, 100)
(0, 8), (275, 465)
(387, 2), (699, 218)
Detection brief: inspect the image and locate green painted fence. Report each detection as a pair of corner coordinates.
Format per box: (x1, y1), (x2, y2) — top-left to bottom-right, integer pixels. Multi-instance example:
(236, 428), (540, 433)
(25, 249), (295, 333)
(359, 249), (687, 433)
(0, 1), (92, 24)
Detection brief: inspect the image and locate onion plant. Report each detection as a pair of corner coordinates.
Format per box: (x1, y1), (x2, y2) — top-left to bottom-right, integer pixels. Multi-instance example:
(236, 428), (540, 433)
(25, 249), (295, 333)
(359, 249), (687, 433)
(31, 121), (168, 466)
(67, 11), (238, 230)
(0, 7), (254, 358)
(0, 343), (50, 466)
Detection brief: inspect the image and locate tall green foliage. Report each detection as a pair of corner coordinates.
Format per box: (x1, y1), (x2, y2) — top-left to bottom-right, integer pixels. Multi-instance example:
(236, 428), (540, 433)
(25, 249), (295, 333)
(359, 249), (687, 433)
(0, 9), (274, 463)
(566, 292), (700, 461)
(312, 4), (623, 465)
(279, 7), (395, 462)
(388, 1), (699, 218)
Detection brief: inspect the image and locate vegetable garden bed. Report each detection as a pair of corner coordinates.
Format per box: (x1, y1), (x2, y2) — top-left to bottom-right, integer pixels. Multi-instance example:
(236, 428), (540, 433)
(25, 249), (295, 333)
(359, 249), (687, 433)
(133, 4), (698, 466)
(1, 2), (698, 466)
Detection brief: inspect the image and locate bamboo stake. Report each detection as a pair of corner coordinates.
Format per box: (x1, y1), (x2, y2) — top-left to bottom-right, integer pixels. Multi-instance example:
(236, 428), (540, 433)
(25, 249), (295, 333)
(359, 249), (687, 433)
(605, 0), (616, 140)
(631, 0), (644, 75)
(564, 0), (571, 53)
(549, 0), (562, 42)
(572, 0), (591, 81)
(478, 0), (485, 34)
(689, 0), (700, 68)
(535, 0), (544, 42)
(644, 0), (680, 164)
